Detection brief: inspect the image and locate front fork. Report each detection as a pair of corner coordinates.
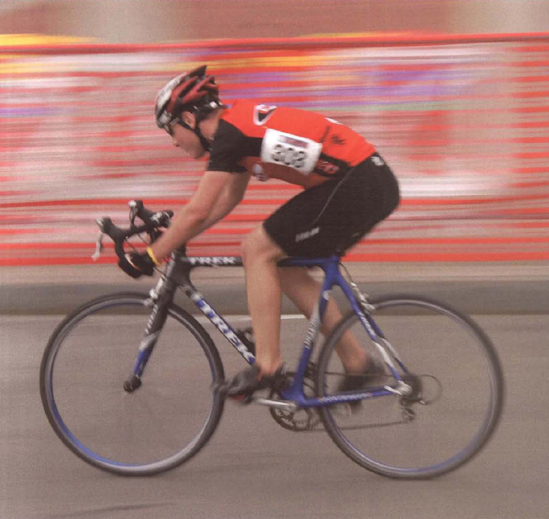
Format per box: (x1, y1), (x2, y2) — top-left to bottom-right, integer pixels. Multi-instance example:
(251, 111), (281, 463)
(123, 276), (175, 393)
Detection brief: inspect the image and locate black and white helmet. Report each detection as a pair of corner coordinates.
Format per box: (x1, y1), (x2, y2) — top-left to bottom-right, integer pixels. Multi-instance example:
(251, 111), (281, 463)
(154, 65), (223, 130)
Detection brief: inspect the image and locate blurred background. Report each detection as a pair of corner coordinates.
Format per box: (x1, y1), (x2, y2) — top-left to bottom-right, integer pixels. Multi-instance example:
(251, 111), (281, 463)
(2, 4), (549, 519)
(1, 0), (548, 267)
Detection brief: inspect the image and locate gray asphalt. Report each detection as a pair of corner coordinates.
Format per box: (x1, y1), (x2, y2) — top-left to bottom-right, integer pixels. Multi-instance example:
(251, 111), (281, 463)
(1, 311), (548, 519)
(2, 262), (549, 315)
(1, 262), (548, 518)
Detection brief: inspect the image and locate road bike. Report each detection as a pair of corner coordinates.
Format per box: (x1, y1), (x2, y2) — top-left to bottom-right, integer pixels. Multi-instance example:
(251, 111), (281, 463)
(40, 200), (504, 478)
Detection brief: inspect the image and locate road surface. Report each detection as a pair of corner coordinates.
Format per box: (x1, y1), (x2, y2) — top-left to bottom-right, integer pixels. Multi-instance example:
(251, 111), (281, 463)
(1, 313), (547, 519)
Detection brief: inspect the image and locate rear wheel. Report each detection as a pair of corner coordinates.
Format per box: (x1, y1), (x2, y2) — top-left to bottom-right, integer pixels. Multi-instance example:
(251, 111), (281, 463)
(316, 294), (504, 479)
(40, 293), (225, 476)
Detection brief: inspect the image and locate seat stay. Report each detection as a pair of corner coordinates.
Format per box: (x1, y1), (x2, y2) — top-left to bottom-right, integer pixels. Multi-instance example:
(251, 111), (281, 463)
(337, 272), (403, 380)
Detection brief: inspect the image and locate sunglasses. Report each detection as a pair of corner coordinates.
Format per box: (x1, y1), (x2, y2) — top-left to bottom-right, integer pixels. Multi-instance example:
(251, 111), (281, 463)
(164, 118), (181, 137)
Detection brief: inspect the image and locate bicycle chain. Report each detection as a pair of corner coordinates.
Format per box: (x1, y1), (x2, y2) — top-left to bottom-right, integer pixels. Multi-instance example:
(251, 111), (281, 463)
(269, 363), (321, 432)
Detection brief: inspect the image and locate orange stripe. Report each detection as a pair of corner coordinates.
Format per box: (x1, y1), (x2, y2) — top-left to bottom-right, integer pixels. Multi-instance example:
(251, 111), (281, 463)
(3, 32), (549, 56)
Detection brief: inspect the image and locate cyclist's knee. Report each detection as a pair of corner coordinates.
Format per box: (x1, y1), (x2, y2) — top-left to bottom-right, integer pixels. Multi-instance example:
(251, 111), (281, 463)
(241, 227), (283, 266)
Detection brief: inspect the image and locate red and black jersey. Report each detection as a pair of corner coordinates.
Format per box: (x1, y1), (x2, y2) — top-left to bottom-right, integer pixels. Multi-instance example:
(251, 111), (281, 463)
(207, 100), (376, 188)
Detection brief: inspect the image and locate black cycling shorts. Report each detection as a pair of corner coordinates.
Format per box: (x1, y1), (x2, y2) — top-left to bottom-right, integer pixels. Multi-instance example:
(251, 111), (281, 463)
(263, 153), (400, 258)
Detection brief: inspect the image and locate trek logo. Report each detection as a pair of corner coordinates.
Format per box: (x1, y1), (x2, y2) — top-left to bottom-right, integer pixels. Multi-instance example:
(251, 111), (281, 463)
(187, 257), (239, 266)
(303, 306), (321, 350)
(321, 392), (375, 404)
(192, 295), (255, 362)
(254, 104), (278, 125)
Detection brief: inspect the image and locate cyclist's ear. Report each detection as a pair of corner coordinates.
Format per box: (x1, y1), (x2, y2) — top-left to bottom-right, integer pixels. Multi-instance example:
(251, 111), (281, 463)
(181, 111), (196, 129)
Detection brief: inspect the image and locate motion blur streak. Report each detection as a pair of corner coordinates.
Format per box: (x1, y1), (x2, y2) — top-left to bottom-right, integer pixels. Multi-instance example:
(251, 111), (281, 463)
(1, 33), (549, 265)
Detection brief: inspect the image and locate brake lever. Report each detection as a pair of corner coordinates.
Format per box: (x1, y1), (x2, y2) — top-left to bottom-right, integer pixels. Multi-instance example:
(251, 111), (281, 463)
(128, 200), (140, 227)
(92, 230), (105, 261)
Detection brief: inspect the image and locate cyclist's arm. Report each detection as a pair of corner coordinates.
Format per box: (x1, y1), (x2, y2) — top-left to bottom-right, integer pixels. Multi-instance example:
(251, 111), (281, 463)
(197, 170), (251, 231)
(149, 169), (250, 261)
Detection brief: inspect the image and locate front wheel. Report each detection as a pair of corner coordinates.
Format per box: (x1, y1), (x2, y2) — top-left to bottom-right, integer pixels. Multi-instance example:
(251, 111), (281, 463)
(40, 292), (225, 476)
(316, 294), (504, 479)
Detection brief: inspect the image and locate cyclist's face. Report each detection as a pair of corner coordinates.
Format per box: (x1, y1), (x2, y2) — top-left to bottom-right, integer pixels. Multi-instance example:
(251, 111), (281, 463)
(170, 122), (205, 159)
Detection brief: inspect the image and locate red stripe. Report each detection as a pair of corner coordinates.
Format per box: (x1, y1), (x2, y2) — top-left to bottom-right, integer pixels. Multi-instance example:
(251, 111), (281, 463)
(513, 152), (549, 159)
(346, 251), (549, 262)
(511, 44), (549, 52)
(512, 105), (549, 113)
(497, 207), (549, 215)
(513, 75), (549, 83)
(0, 228), (43, 235)
(0, 198), (186, 209)
(512, 60), (549, 68)
(512, 137), (549, 144)
(364, 237), (549, 246)
(5, 250), (549, 267)
(512, 167), (549, 174)
(3, 236), (549, 252)
(510, 181), (549, 189)
(401, 192), (549, 206)
(512, 90), (549, 98)
(6, 191), (549, 212)
(513, 121), (549, 129)
(0, 257), (114, 267)
(509, 221), (549, 228)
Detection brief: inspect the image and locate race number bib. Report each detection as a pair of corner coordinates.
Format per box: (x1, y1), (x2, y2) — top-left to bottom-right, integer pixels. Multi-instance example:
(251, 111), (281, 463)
(261, 129), (322, 175)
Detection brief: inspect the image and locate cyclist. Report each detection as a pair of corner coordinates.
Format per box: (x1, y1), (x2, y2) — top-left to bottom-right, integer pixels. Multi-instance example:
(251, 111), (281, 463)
(119, 65), (400, 398)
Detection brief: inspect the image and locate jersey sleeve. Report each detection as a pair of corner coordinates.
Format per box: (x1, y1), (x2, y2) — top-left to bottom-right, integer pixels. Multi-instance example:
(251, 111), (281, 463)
(207, 119), (248, 173)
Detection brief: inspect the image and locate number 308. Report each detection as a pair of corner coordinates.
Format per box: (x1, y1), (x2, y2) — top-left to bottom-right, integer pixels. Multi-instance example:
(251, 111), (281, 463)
(272, 144), (307, 169)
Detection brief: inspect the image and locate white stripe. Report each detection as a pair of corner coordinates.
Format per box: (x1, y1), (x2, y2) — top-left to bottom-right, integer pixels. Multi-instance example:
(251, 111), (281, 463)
(194, 314), (305, 324)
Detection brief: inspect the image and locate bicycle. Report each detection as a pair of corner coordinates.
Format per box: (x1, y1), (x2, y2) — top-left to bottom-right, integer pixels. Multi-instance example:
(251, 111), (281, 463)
(40, 200), (504, 479)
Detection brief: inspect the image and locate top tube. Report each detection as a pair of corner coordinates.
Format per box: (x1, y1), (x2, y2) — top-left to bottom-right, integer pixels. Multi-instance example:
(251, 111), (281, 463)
(278, 255), (342, 268)
(179, 254), (343, 269)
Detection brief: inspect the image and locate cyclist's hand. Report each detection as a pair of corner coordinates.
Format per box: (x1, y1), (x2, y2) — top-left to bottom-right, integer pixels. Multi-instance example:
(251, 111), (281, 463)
(118, 251), (155, 279)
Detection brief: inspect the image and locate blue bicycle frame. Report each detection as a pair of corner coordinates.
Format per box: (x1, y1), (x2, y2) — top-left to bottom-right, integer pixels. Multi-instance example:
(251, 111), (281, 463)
(276, 255), (402, 408)
(138, 252), (406, 409)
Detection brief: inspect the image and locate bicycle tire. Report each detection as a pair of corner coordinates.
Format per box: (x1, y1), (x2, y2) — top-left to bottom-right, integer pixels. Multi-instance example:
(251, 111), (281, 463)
(315, 293), (504, 479)
(40, 292), (225, 476)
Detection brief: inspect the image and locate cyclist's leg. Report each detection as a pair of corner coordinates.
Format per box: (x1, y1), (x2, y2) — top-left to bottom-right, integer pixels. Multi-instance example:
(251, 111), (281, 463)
(241, 225), (287, 376)
(279, 267), (368, 372)
(273, 156), (400, 376)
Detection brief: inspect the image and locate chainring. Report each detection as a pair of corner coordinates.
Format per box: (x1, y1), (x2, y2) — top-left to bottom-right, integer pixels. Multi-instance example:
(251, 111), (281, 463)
(269, 367), (321, 432)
